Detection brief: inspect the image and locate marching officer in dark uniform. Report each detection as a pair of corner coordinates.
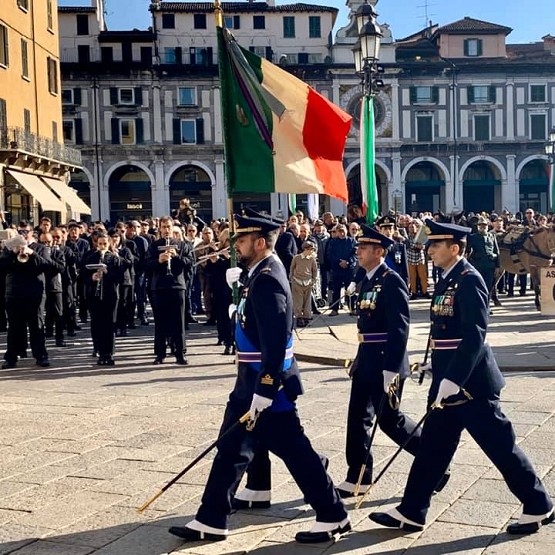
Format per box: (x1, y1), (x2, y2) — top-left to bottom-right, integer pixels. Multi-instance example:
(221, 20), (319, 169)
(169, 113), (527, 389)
(168, 213), (349, 544)
(146, 216), (193, 365)
(337, 224), (441, 496)
(376, 215), (409, 285)
(370, 220), (553, 535)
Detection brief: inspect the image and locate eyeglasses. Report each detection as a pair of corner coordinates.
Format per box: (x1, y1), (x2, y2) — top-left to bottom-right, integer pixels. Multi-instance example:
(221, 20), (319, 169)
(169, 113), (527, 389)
(18, 229), (31, 235)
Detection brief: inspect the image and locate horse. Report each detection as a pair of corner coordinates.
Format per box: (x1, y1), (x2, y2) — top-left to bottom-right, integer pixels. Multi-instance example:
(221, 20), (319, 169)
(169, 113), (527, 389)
(498, 225), (555, 309)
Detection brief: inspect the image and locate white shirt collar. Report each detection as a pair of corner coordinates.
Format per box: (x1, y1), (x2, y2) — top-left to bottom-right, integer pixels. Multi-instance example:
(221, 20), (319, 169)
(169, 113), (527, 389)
(248, 254), (273, 277)
(365, 264), (381, 282)
(441, 257), (463, 280)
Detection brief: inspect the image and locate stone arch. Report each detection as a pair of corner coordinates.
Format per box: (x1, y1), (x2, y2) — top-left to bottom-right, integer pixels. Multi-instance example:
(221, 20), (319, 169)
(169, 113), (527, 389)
(104, 160), (155, 189)
(515, 155), (549, 180)
(402, 157), (449, 214)
(459, 155), (507, 183)
(401, 157), (450, 182)
(165, 160), (216, 189)
(460, 157), (505, 213)
(516, 155), (550, 214)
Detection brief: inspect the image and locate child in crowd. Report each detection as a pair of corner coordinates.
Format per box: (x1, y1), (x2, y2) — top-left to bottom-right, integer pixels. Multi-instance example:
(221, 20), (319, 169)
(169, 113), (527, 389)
(290, 241), (318, 327)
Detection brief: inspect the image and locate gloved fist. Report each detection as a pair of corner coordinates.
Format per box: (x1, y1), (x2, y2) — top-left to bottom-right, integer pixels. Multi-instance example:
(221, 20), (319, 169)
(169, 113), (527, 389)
(433, 378), (460, 407)
(228, 303), (237, 320)
(346, 281), (357, 296)
(226, 267), (243, 289)
(248, 393), (273, 422)
(383, 370), (398, 394)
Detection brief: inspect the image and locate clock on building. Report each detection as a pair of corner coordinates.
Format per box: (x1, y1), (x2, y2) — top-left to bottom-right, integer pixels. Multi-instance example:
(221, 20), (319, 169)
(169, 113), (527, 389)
(340, 85), (392, 137)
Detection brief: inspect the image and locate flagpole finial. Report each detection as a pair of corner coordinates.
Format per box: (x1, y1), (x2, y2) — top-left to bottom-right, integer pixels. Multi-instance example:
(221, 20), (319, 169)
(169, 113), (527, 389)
(214, 0), (223, 28)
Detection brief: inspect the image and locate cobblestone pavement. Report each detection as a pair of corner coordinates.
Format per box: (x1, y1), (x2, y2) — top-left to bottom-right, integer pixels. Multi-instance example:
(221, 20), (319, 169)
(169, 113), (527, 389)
(0, 293), (554, 554)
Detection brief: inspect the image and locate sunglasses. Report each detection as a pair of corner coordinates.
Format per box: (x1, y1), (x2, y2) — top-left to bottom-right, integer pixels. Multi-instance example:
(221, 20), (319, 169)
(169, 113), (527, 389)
(18, 229), (31, 235)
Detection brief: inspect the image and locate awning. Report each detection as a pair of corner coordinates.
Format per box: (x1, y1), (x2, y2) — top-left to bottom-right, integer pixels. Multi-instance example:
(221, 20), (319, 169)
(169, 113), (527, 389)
(6, 170), (64, 212)
(41, 176), (91, 215)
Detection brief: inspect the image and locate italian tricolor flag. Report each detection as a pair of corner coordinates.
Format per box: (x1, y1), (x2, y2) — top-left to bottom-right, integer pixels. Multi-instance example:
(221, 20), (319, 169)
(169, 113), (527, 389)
(217, 26), (352, 201)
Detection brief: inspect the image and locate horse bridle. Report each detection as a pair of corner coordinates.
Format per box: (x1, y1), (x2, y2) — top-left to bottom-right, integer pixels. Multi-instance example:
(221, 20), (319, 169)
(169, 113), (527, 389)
(521, 229), (555, 262)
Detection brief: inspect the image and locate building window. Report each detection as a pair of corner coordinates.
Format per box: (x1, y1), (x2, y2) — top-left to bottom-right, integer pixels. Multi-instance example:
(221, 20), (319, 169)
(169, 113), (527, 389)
(410, 86), (439, 104)
(101, 47), (113, 64)
(17, 0), (29, 12)
(283, 17), (295, 38)
(47, 0), (54, 30)
(309, 16), (321, 38)
(464, 38), (482, 57)
(416, 114), (433, 142)
(308, 53), (322, 64)
(180, 119), (196, 144)
(63, 120), (75, 142)
(189, 47), (212, 66)
(178, 87), (196, 106)
(468, 85), (495, 104)
(0, 24), (9, 67)
(253, 15), (265, 30)
(120, 119), (136, 145)
(78, 45), (90, 64)
(21, 38), (28, 79)
(61, 89), (74, 104)
(118, 88), (135, 104)
(194, 14), (207, 29)
(474, 114), (490, 141)
(530, 84), (546, 103)
(76, 14), (89, 36)
(23, 108), (31, 133)
(224, 15), (240, 29)
(530, 113), (546, 140)
(162, 13), (175, 29)
(47, 57), (58, 94)
(0, 98), (7, 136)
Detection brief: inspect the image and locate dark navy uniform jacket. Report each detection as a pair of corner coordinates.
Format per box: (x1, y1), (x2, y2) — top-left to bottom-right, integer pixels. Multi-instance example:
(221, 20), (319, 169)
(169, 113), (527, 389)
(430, 258), (505, 401)
(351, 262), (410, 379)
(235, 255), (302, 408)
(384, 242), (409, 285)
(146, 238), (193, 291)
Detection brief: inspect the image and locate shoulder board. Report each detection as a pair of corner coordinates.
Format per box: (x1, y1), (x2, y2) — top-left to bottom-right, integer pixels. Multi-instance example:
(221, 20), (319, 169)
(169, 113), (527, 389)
(382, 269), (391, 277)
(260, 268), (272, 274)
(460, 269), (471, 275)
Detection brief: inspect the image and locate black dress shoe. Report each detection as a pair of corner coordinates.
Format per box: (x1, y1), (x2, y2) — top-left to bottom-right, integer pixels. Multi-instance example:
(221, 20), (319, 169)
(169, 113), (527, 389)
(97, 358), (105, 366)
(104, 356), (115, 366)
(153, 357), (164, 365)
(203, 320), (216, 326)
(74, 325), (82, 331)
(36, 358), (51, 368)
(223, 346), (232, 355)
(434, 471), (450, 493)
(128, 323), (137, 329)
(186, 317), (198, 324)
(507, 510), (554, 535)
(369, 511), (423, 532)
(2, 361), (17, 369)
(55, 340), (67, 347)
(140, 319), (149, 326)
(92, 350), (98, 358)
(175, 356), (189, 365)
(67, 330), (77, 337)
(295, 521), (351, 543)
(17, 351), (28, 359)
(168, 526), (226, 542)
(232, 498), (271, 510)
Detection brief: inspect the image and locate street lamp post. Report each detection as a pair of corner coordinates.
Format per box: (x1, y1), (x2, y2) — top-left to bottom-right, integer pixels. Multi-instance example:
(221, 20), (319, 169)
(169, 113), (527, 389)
(545, 126), (555, 212)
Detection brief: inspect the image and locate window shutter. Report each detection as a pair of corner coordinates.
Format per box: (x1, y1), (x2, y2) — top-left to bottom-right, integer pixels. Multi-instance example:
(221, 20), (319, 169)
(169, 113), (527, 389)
(111, 118), (120, 144)
(409, 86), (416, 103)
(488, 85), (496, 103)
(477, 39), (483, 56)
(431, 86), (439, 103)
(189, 47), (196, 65)
(75, 118), (83, 144)
(265, 46), (273, 61)
(173, 118), (181, 144)
(73, 88), (82, 105)
(196, 118), (205, 144)
(234, 15), (240, 29)
(298, 52), (308, 64)
(135, 118), (144, 144)
(463, 39), (469, 56)
(175, 47), (182, 65)
(467, 85), (474, 104)
(110, 87), (118, 105)
(249, 46), (255, 53)
(134, 87), (143, 106)
(206, 47), (213, 65)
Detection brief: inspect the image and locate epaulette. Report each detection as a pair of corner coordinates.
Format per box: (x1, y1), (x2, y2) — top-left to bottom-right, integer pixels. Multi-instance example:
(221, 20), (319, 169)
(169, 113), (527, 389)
(260, 268), (272, 274)
(382, 269), (391, 277)
(460, 269), (470, 275)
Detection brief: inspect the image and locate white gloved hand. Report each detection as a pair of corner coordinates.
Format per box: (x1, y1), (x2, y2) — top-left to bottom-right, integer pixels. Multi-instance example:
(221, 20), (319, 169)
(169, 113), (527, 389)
(228, 303), (237, 319)
(249, 393), (273, 422)
(346, 281), (357, 296)
(226, 267), (243, 289)
(383, 370), (398, 393)
(434, 378), (460, 407)
(417, 362), (432, 376)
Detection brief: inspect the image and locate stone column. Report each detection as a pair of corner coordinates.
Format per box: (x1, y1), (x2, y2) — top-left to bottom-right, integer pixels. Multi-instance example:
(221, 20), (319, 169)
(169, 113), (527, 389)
(152, 158), (167, 216)
(212, 158), (228, 219)
(505, 154), (517, 213)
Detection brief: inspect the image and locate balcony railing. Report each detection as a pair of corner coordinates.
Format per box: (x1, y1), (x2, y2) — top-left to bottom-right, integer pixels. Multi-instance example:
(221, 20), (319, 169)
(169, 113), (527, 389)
(0, 127), (82, 167)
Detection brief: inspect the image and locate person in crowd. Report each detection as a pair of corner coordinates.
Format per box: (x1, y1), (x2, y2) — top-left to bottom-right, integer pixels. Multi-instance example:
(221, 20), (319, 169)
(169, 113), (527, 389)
(348, 221), (361, 239)
(39, 232), (67, 347)
(1, 221), (53, 368)
(274, 220), (298, 275)
(66, 222), (91, 324)
(467, 216), (500, 312)
(146, 216), (194, 365)
(125, 220), (149, 326)
(312, 219), (330, 303)
(168, 212), (349, 545)
(110, 230), (135, 338)
(185, 224), (203, 318)
(290, 241), (318, 327)
(140, 220), (156, 245)
(376, 216), (409, 286)
(406, 219), (429, 299)
(370, 220), (553, 535)
(82, 232), (123, 366)
(196, 226), (217, 325)
(326, 224), (356, 316)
